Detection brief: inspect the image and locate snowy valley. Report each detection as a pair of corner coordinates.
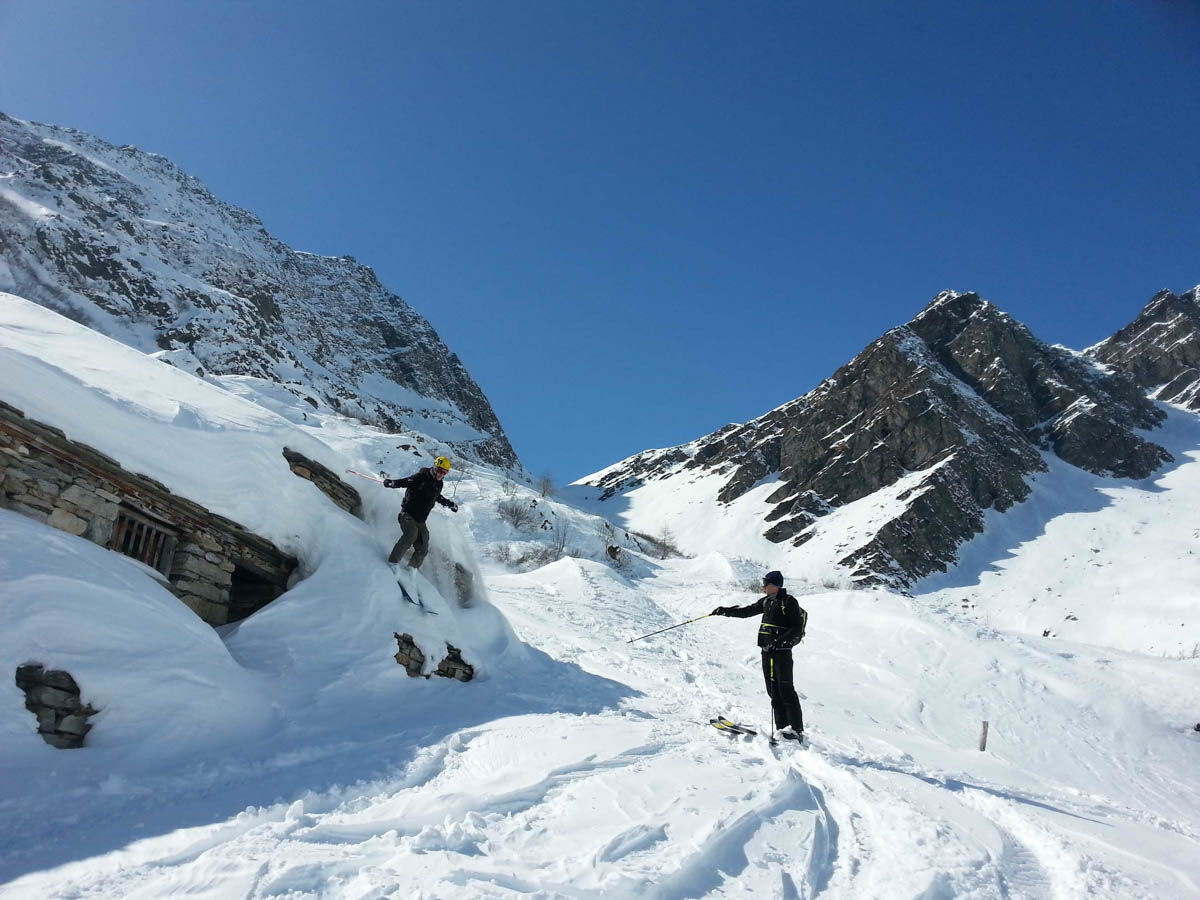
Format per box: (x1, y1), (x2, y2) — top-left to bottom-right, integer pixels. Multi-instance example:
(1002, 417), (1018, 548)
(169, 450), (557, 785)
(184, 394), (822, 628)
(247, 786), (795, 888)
(1, 291), (1199, 898)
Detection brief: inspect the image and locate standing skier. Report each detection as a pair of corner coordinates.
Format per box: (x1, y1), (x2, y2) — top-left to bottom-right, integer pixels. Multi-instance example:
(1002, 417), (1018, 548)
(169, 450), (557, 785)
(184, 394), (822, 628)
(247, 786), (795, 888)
(711, 570), (807, 740)
(383, 456), (458, 569)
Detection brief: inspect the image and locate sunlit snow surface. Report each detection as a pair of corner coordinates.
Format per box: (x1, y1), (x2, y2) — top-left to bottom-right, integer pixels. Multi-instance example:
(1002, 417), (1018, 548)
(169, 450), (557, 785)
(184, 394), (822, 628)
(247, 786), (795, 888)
(2, 293), (1199, 898)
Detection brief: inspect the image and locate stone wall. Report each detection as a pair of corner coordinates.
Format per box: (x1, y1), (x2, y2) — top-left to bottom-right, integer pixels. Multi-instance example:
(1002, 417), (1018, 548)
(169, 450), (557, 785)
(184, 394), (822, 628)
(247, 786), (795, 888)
(282, 447), (361, 516)
(0, 400), (296, 626)
(393, 633), (474, 682)
(15, 664), (96, 749)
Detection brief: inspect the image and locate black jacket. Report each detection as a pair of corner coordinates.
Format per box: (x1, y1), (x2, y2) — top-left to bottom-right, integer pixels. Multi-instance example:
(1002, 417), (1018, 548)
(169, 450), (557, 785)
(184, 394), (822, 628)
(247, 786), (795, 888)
(724, 588), (807, 650)
(386, 467), (453, 522)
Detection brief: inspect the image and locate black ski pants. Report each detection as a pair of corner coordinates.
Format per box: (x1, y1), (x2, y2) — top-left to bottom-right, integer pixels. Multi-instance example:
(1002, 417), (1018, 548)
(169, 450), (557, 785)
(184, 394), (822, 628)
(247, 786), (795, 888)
(761, 648), (804, 732)
(389, 512), (430, 568)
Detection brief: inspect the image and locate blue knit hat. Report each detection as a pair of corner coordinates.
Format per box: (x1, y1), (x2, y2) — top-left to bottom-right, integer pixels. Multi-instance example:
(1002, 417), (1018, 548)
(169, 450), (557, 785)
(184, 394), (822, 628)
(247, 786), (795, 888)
(762, 570), (783, 587)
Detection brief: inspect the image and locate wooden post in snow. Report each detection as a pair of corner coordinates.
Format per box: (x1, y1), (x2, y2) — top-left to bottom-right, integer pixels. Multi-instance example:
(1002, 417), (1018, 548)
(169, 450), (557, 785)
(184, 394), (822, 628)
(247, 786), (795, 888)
(979, 720), (989, 751)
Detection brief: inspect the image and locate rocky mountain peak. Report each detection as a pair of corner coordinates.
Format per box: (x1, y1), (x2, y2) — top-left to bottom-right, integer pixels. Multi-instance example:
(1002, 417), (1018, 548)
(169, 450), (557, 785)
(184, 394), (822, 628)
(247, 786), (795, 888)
(581, 291), (1172, 587)
(1087, 286), (1200, 411)
(0, 112), (517, 467)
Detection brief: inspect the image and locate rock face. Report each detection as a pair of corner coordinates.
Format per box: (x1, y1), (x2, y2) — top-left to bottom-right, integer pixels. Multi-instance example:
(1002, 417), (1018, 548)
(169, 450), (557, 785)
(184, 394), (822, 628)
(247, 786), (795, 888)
(0, 112), (517, 467)
(583, 292), (1171, 585)
(1088, 287), (1200, 410)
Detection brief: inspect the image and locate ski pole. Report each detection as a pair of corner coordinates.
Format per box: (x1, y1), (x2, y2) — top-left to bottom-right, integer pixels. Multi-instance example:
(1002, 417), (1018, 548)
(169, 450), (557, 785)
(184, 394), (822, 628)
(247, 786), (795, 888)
(627, 614), (711, 644)
(346, 468), (386, 484)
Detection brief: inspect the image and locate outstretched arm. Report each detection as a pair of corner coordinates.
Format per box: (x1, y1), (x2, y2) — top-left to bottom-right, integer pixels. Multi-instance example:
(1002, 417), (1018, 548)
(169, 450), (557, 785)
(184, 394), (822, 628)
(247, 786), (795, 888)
(711, 597), (765, 618)
(383, 474), (416, 489)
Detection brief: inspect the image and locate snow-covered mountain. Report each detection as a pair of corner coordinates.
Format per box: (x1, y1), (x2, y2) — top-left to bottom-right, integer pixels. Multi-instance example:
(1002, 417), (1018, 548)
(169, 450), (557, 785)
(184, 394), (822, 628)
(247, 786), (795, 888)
(572, 290), (1173, 587)
(0, 112), (516, 467)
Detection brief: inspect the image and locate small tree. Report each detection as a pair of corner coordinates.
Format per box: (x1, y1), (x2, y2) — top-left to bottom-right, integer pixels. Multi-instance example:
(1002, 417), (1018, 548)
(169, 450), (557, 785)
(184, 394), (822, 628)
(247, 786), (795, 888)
(536, 470), (556, 498)
(656, 526), (680, 560)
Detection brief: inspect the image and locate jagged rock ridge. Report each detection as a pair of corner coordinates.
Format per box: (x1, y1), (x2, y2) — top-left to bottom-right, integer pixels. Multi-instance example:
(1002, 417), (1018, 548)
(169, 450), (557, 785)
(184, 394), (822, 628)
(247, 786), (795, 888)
(0, 112), (516, 467)
(584, 292), (1170, 585)
(1088, 287), (1200, 410)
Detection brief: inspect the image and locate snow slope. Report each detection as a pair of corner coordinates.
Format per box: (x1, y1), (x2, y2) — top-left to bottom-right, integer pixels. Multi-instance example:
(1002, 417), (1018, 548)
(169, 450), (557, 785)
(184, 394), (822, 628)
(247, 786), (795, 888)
(918, 407), (1200, 657)
(2, 293), (1199, 898)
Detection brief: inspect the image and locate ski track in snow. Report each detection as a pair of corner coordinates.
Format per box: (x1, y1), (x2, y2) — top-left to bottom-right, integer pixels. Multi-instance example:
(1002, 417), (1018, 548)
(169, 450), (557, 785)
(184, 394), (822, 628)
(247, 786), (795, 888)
(4, 531), (1199, 898)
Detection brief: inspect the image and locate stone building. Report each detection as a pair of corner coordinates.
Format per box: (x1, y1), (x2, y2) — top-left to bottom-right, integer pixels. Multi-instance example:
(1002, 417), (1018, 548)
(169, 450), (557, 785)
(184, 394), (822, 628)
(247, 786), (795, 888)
(0, 399), (307, 627)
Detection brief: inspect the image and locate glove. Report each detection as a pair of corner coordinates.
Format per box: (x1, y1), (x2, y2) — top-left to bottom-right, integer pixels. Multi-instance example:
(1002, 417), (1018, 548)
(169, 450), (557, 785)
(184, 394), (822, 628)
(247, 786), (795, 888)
(762, 641), (780, 652)
(383, 478), (397, 488)
(448, 502), (459, 513)
(710, 607), (728, 617)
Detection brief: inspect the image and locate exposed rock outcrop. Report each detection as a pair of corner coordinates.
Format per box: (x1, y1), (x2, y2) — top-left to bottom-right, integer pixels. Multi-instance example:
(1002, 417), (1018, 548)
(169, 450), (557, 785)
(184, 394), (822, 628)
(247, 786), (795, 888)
(15, 664), (97, 749)
(584, 292), (1171, 585)
(393, 633), (474, 681)
(1088, 287), (1200, 410)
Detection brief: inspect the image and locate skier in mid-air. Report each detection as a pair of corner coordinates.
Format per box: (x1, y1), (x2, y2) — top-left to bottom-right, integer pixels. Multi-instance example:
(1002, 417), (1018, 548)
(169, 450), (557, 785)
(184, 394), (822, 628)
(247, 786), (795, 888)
(711, 570), (807, 741)
(383, 455), (458, 570)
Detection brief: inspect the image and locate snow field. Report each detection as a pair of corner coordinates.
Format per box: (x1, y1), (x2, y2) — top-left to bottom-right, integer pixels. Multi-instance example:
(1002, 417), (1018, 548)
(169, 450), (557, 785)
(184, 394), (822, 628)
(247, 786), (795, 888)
(2, 293), (1199, 897)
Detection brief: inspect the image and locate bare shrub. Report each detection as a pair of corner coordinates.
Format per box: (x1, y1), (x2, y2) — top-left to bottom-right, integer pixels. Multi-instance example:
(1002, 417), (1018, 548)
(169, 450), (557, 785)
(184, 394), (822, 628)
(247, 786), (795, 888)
(655, 526), (681, 560)
(549, 521), (569, 560)
(500, 479), (517, 498)
(536, 470), (556, 498)
(515, 545), (559, 568)
(630, 528), (685, 560)
(497, 499), (536, 530)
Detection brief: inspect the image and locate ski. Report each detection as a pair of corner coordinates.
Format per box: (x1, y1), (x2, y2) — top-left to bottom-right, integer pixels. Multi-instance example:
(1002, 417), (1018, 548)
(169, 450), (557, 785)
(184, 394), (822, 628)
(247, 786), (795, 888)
(396, 573), (438, 615)
(709, 716), (757, 736)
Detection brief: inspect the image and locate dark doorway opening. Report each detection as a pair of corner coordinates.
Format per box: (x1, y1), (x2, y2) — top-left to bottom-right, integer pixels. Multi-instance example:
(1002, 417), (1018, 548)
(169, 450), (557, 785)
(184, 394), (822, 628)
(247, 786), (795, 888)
(226, 564), (286, 623)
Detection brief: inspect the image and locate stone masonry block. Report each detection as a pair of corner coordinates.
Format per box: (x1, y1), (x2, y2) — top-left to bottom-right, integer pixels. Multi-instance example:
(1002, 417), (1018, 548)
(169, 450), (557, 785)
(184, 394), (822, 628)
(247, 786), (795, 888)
(11, 493), (54, 512)
(172, 577), (227, 603)
(40, 670), (80, 690)
(177, 593), (229, 626)
(15, 664), (44, 689)
(85, 516), (115, 546)
(28, 685), (81, 711)
(57, 714), (93, 736)
(6, 503), (49, 524)
(35, 478), (63, 496)
(47, 508), (88, 536)
(175, 556), (234, 585)
(60, 484), (119, 518)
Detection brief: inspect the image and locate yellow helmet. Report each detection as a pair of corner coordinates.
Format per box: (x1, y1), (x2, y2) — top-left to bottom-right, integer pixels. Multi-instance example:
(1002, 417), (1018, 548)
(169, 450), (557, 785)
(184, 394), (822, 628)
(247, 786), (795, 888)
(434, 456), (451, 472)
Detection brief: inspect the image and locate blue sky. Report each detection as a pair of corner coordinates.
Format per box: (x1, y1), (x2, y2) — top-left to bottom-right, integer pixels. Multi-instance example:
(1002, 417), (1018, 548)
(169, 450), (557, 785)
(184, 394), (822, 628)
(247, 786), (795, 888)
(2, 1), (1198, 480)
